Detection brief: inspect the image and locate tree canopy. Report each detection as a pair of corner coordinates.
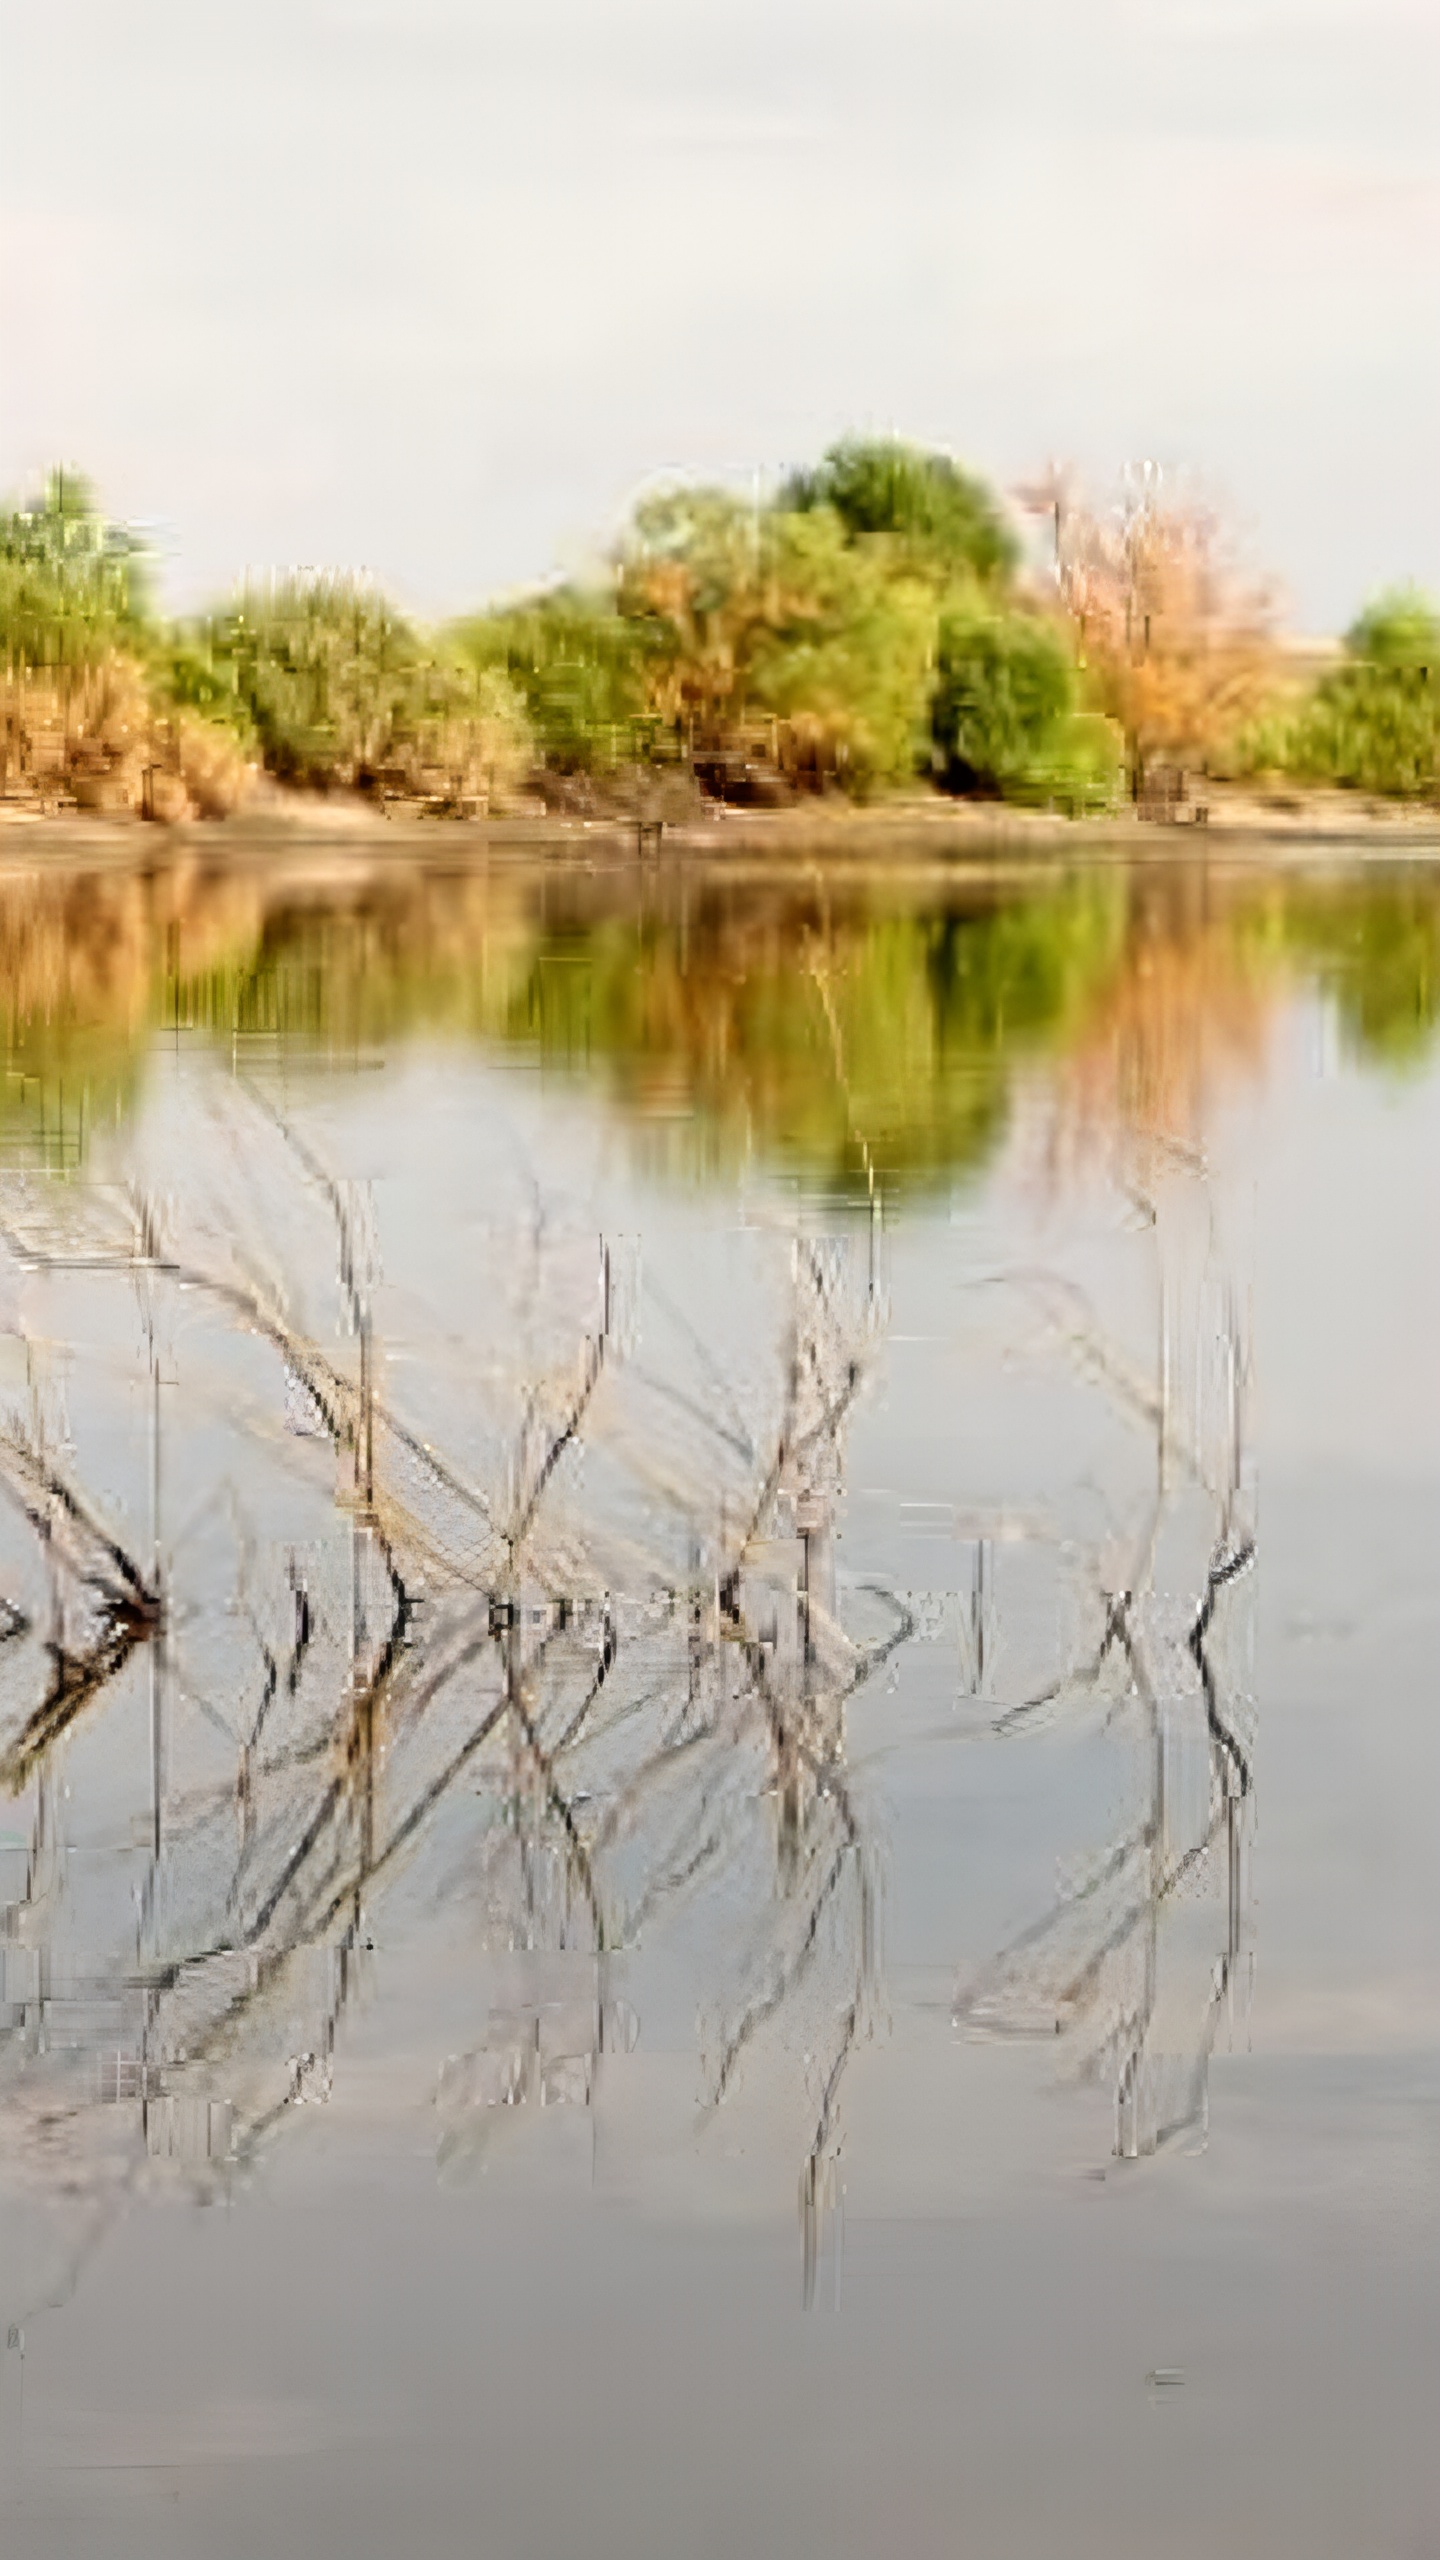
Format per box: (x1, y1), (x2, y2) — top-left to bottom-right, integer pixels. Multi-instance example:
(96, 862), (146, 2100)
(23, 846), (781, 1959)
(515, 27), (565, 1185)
(782, 438), (1018, 588)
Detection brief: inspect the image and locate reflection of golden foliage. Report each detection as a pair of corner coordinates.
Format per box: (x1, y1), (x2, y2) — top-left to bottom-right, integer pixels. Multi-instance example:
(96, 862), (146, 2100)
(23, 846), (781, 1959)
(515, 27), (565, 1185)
(0, 869), (155, 1030)
(1045, 885), (1276, 1174)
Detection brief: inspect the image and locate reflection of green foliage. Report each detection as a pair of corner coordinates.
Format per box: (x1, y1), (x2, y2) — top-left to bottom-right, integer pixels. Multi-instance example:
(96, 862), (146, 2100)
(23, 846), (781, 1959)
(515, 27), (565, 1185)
(0, 938), (149, 1168)
(0, 1030), (141, 1172)
(497, 882), (1127, 1193)
(1280, 879), (1440, 1064)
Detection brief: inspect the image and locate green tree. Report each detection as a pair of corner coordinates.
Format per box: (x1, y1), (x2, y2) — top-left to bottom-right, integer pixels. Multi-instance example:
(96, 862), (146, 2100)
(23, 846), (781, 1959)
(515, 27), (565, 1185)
(1, 469), (153, 674)
(199, 576), (531, 805)
(617, 489), (938, 794)
(454, 589), (657, 775)
(782, 438), (1018, 589)
(1287, 590), (1440, 803)
(931, 608), (1121, 810)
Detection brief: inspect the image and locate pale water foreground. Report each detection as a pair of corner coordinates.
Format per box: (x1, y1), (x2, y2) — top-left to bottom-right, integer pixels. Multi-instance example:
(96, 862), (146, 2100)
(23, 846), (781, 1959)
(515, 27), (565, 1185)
(0, 847), (1436, 2558)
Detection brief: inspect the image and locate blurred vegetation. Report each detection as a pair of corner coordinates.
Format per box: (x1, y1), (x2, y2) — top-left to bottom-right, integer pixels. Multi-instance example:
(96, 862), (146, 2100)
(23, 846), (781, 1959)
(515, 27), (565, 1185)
(453, 590), (659, 779)
(0, 466), (152, 659)
(0, 474), (530, 820)
(1279, 593), (1439, 804)
(1278, 874), (1440, 1064)
(781, 438), (1019, 588)
(0, 472), (251, 819)
(1036, 475), (1279, 807)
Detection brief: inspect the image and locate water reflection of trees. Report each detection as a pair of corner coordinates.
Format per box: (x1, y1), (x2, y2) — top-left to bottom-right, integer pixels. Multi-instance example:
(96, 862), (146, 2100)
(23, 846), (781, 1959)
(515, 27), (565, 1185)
(2, 855), (1438, 1179)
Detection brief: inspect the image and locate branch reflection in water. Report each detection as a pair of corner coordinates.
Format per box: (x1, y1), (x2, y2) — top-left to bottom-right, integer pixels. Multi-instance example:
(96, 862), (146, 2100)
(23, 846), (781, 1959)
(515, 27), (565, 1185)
(0, 1071), (906, 2321)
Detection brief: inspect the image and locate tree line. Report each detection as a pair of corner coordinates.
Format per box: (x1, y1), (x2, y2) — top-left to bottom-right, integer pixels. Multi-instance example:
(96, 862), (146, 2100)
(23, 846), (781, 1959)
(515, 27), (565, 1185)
(2, 446), (1436, 822)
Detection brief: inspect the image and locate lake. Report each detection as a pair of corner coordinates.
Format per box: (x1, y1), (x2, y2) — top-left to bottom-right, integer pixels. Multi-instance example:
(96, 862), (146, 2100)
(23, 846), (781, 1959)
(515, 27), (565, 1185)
(0, 840), (1436, 2557)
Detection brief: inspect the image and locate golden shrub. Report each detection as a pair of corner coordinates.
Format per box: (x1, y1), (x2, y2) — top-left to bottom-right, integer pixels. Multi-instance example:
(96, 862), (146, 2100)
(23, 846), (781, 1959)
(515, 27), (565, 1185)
(0, 653), (255, 821)
(146, 712), (255, 821)
(2, 655), (150, 811)
(1038, 477), (1278, 803)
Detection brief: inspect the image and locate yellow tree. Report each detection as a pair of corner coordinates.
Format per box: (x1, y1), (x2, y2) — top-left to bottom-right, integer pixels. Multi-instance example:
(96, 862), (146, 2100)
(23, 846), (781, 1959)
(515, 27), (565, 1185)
(1033, 469), (1278, 810)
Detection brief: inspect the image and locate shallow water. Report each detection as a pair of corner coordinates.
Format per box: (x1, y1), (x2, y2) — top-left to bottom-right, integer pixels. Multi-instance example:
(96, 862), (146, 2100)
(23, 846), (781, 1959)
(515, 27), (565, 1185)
(0, 847), (1437, 2556)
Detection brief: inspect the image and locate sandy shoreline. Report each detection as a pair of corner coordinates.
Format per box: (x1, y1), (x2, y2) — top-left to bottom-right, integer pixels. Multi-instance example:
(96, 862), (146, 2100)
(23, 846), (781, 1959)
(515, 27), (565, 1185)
(2, 781), (1438, 880)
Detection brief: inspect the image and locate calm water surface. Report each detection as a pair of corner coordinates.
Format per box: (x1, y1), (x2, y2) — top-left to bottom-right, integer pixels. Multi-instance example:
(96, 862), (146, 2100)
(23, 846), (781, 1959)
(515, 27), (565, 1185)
(0, 846), (1437, 2557)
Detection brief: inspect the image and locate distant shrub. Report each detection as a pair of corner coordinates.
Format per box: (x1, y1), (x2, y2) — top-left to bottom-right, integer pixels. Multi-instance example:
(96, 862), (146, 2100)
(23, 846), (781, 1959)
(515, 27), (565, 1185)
(161, 632), (260, 749)
(742, 511), (939, 796)
(200, 578), (532, 809)
(614, 490), (940, 798)
(0, 472), (254, 820)
(153, 711), (256, 819)
(454, 592), (657, 776)
(376, 658), (533, 811)
(1286, 591), (1440, 802)
(931, 610), (1122, 811)
(1, 657), (150, 810)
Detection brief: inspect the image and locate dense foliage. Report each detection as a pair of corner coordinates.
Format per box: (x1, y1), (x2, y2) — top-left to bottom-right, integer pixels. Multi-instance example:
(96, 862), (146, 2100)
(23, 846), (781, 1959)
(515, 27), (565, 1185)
(930, 608), (1122, 810)
(0, 468), (152, 663)
(782, 438), (1018, 588)
(1283, 592), (1439, 803)
(453, 439), (1080, 805)
(613, 489), (940, 796)
(5, 450), (1435, 824)
(454, 590), (657, 777)
(1042, 482), (1279, 803)
(193, 579), (531, 809)
(1, 473), (252, 818)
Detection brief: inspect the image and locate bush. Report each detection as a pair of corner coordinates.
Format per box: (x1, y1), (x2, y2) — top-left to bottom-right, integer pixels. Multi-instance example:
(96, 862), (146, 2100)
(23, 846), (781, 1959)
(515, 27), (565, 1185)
(0, 472), (254, 820)
(614, 490), (940, 797)
(0, 469), (152, 663)
(1, 657), (150, 810)
(1286, 591), (1439, 802)
(454, 592), (657, 776)
(743, 511), (939, 795)
(931, 610), (1122, 811)
(199, 578), (533, 809)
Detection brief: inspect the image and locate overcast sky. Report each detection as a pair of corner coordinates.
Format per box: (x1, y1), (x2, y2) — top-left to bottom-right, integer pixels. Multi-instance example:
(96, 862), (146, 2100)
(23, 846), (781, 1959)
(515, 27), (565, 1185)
(3, 0), (1436, 630)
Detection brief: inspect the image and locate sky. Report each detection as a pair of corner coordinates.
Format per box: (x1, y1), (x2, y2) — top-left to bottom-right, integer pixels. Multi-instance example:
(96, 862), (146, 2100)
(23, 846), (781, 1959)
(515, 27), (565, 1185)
(2, 0), (1436, 631)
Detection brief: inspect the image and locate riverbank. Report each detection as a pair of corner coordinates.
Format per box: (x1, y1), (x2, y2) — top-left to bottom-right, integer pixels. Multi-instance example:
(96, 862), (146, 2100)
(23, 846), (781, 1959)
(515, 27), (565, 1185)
(3, 777), (1439, 876)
